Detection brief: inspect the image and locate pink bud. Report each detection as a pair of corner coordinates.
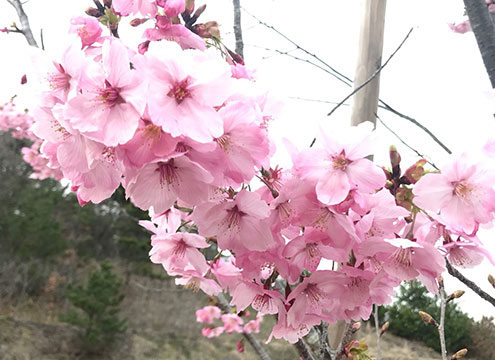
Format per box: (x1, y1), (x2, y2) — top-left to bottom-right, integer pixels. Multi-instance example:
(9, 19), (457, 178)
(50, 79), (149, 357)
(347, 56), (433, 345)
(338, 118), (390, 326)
(20, 74), (27, 85)
(237, 339), (244, 353)
(130, 18), (149, 27)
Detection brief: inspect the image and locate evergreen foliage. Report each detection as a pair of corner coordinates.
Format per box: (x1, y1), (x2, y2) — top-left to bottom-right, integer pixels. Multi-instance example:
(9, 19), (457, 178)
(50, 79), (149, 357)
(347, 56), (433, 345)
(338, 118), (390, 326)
(381, 280), (472, 353)
(61, 261), (127, 352)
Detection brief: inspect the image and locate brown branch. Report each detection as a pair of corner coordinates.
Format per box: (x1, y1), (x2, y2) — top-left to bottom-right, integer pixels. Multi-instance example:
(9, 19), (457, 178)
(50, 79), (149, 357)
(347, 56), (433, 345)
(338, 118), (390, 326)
(294, 339), (316, 360)
(327, 28), (414, 117)
(6, 0), (38, 47)
(232, 0), (244, 58)
(446, 260), (495, 308)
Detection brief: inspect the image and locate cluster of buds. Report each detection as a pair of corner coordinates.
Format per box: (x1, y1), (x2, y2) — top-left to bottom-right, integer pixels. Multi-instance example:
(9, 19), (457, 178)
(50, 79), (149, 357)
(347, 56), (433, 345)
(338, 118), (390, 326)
(383, 146), (427, 210)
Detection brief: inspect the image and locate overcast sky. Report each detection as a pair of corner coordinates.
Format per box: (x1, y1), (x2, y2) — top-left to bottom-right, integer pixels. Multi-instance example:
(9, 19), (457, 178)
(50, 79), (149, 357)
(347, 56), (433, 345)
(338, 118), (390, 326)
(1, 0), (495, 321)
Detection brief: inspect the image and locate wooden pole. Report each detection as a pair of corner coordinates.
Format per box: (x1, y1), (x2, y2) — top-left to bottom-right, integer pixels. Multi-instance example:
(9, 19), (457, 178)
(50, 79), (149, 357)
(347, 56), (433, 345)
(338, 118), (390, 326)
(329, 0), (387, 350)
(350, 0), (387, 127)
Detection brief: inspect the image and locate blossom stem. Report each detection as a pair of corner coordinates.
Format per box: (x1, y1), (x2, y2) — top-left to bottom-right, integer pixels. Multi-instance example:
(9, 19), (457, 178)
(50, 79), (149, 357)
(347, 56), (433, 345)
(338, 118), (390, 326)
(295, 339), (316, 360)
(438, 283), (448, 360)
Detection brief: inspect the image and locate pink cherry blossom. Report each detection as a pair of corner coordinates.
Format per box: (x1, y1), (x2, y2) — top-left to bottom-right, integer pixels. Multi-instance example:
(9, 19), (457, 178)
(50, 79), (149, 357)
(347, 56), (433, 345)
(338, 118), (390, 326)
(413, 154), (495, 234)
(196, 305), (221, 324)
(69, 16), (102, 48)
(221, 314), (243, 334)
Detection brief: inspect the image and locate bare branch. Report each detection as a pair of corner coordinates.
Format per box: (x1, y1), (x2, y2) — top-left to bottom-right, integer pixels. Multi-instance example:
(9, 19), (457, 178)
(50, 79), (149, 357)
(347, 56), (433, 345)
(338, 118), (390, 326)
(242, 10), (453, 155)
(318, 321), (334, 360)
(232, 0), (244, 58)
(294, 339), (316, 360)
(6, 0), (38, 47)
(375, 114), (439, 170)
(335, 321), (356, 360)
(438, 282), (448, 360)
(40, 28), (45, 50)
(373, 305), (381, 360)
(378, 100), (452, 154)
(327, 28), (414, 117)
(446, 260), (495, 308)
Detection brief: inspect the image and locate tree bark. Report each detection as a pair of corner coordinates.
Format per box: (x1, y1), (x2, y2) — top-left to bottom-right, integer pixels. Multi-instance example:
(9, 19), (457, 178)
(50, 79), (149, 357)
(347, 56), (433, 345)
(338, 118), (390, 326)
(232, 0), (244, 58)
(464, 0), (495, 87)
(6, 0), (38, 47)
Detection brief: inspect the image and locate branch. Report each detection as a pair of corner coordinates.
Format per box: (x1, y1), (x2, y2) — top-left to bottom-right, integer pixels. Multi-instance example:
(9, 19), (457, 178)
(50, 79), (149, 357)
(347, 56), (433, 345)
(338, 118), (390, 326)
(438, 283), (448, 360)
(242, 10), (453, 155)
(294, 339), (316, 360)
(241, 7), (353, 87)
(446, 260), (495, 308)
(375, 114), (439, 170)
(6, 0), (38, 47)
(335, 321), (356, 360)
(373, 305), (381, 360)
(463, 0), (495, 88)
(317, 321), (334, 360)
(327, 28), (414, 117)
(216, 293), (272, 360)
(378, 100), (452, 154)
(232, 0), (244, 58)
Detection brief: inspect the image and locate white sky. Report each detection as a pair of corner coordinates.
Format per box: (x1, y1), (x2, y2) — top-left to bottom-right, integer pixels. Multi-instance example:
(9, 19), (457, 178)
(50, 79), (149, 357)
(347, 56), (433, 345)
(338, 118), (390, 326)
(1, 0), (495, 321)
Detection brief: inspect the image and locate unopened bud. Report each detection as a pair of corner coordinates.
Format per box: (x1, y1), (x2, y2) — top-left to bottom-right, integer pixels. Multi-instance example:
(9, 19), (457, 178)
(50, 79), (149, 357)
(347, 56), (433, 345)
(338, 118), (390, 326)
(380, 321), (389, 336)
(419, 311), (437, 326)
(389, 146), (401, 176)
(85, 7), (101, 17)
(395, 187), (413, 211)
(20, 74), (27, 85)
(130, 18), (149, 27)
(451, 348), (468, 359)
(185, 0), (195, 13)
(352, 322), (361, 333)
(448, 290), (465, 302)
(402, 159), (427, 184)
(488, 274), (495, 288)
(194, 21), (220, 39)
(236, 339), (244, 353)
(192, 4), (206, 19)
(438, 275), (444, 288)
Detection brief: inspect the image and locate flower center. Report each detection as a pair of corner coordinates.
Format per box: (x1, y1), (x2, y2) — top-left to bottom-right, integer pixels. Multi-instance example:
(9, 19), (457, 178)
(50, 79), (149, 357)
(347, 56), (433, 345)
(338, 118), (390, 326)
(173, 239), (187, 258)
(156, 159), (179, 187)
(305, 243), (320, 259)
(215, 134), (231, 151)
(304, 283), (324, 305)
(390, 247), (413, 268)
(225, 205), (246, 229)
(332, 151), (351, 171)
(168, 77), (192, 104)
(99, 80), (123, 107)
(453, 181), (471, 199)
(252, 294), (272, 313)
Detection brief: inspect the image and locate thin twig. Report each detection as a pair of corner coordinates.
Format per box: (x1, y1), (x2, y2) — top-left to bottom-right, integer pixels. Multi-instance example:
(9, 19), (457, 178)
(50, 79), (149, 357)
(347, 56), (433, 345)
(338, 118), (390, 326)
(242, 10), (452, 155)
(375, 114), (439, 170)
(318, 321), (334, 360)
(446, 260), (495, 308)
(327, 28), (414, 117)
(6, 0), (38, 47)
(295, 339), (317, 360)
(378, 100), (452, 154)
(40, 28), (44, 50)
(241, 7), (353, 86)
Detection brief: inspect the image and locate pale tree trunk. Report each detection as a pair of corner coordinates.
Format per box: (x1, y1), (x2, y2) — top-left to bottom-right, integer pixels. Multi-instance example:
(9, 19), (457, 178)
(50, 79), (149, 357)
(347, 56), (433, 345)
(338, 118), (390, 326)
(464, 0), (495, 88)
(6, 0), (38, 48)
(350, 0), (387, 127)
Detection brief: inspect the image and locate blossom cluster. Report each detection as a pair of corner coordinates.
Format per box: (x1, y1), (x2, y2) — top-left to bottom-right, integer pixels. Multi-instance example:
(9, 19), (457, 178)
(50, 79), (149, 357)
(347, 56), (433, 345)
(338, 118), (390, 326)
(3, 0), (495, 346)
(195, 305), (261, 338)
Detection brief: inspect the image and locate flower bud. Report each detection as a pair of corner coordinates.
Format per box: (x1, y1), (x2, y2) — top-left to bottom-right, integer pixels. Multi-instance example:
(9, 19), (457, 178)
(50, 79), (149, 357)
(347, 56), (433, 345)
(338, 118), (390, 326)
(352, 322), (361, 333)
(236, 339), (244, 353)
(380, 321), (389, 336)
(85, 7), (102, 17)
(451, 348), (468, 359)
(20, 74), (27, 85)
(194, 21), (220, 39)
(418, 311), (437, 326)
(130, 18), (149, 27)
(185, 0), (195, 13)
(389, 145), (401, 177)
(488, 274), (495, 288)
(193, 4), (207, 19)
(438, 275), (444, 288)
(403, 159), (427, 184)
(448, 290), (465, 302)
